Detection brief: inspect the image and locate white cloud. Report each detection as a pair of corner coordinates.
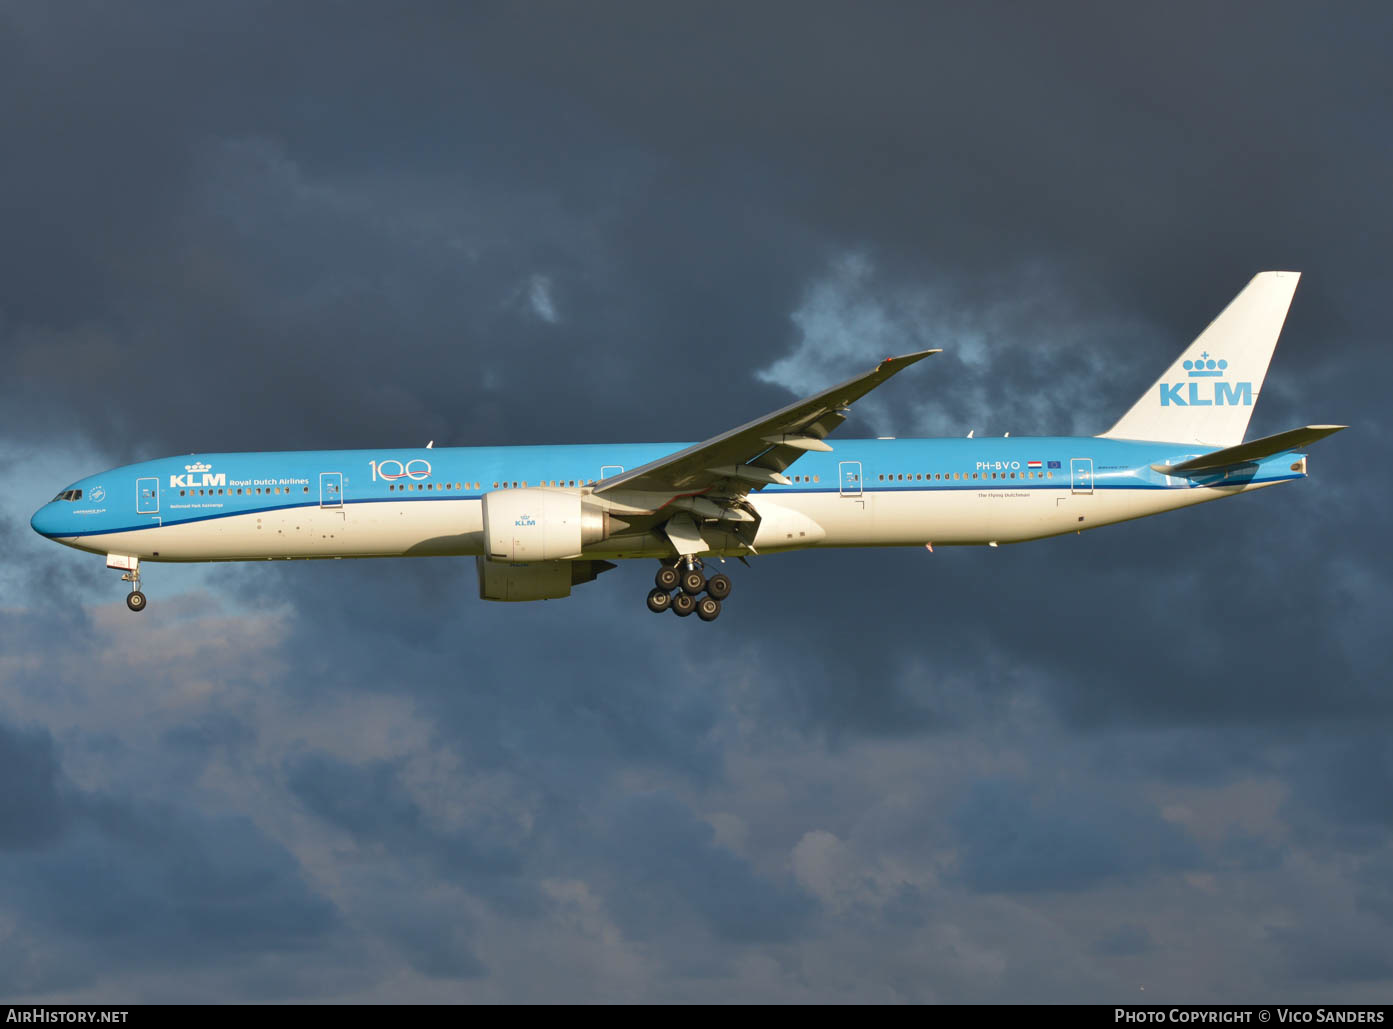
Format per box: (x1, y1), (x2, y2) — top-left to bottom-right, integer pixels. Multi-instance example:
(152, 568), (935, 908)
(759, 253), (1165, 439)
(528, 274), (559, 324)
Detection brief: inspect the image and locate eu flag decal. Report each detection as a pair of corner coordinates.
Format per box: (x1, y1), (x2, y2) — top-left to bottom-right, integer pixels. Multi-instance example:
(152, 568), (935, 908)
(1047, 460), (1061, 469)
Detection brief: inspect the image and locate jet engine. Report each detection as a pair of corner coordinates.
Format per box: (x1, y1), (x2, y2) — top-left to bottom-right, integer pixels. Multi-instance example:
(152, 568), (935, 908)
(481, 488), (617, 562)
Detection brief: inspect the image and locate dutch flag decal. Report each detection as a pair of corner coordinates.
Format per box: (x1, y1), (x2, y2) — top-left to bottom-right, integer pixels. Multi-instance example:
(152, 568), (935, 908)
(1027, 460), (1042, 468)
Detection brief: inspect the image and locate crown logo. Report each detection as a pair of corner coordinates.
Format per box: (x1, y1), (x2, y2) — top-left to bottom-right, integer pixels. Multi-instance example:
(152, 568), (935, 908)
(1184, 353), (1228, 378)
(185, 461), (212, 473)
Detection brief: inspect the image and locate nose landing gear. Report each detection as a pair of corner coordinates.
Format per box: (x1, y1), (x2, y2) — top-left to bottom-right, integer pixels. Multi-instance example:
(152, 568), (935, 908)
(108, 554), (148, 613)
(647, 559), (732, 622)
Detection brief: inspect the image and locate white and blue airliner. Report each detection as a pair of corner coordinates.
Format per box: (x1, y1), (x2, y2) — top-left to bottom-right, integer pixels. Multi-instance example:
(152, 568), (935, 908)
(31, 272), (1343, 621)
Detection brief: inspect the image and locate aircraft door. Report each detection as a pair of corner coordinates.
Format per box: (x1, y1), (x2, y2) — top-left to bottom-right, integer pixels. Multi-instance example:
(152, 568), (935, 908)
(839, 461), (863, 496)
(1071, 458), (1094, 495)
(599, 465), (623, 483)
(136, 477), (159, 514)
(320, 472), (344, 508)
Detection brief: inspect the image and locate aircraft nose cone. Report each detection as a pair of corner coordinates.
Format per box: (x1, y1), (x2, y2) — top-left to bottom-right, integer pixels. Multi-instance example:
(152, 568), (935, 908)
(30, 503), (62, 539)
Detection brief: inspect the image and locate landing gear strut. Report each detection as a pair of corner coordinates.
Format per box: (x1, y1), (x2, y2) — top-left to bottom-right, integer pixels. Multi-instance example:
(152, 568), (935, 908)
(113, 556), (147, 613)
(645, 558), (733, 622)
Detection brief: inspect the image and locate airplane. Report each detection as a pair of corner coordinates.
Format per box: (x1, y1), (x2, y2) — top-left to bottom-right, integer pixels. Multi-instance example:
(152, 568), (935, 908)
(30, 271), (1344, 621)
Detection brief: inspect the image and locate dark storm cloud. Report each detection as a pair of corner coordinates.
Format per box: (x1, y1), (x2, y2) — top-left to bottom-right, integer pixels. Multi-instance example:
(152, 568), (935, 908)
(0, 722), (68, 850)
(599, 791), (814, 944)
(1269, 922), (1393, 986)
(1282, 734), (1393, 848)
(286, 752), (522, 881)
(1093, 924), (1155, 957)
(0, 717), (336, 995)
(952, 779), (1199, 893)
(3, 0), (1392, 1002)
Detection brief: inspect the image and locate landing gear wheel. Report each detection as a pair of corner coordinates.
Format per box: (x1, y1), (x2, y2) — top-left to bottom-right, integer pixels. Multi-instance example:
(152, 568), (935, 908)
(646, 588), (673, 614)
(706, 574), (732, 600)
(655, 566), (680, 590)
(696, 596), (721, 622)
(126, 591), (147, 613)
(681, 568), (706, 595)
(672, 592), (697, 617)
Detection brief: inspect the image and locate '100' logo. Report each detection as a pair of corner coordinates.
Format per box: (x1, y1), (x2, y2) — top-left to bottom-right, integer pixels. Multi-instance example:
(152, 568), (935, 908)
(370, 459), (432, 481)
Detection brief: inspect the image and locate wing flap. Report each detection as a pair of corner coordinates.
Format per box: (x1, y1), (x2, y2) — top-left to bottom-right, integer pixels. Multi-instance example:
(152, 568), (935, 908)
(663, 513), (708, 558)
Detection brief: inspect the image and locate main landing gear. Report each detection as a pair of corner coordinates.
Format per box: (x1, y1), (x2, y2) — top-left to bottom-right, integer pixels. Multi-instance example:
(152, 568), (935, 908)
(646, 559), (731, 622)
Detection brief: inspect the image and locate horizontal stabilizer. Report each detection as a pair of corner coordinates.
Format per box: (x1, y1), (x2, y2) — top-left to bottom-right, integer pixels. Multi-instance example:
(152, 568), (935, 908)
(1152, 424), (1347, 476)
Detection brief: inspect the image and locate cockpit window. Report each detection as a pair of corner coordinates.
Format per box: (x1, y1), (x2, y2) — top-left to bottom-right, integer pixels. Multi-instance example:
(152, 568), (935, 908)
(51, 489), (83, 502)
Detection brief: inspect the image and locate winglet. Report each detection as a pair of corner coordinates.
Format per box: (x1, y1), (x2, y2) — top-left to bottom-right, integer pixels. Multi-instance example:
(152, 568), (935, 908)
(878, 349), (940, 372)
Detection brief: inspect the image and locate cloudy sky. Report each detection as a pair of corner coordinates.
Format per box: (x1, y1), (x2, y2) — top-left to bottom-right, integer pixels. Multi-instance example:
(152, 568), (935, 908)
(2, 2), (1390, 1002)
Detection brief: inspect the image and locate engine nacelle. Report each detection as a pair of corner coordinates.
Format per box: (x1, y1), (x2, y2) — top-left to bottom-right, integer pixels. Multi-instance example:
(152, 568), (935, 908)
(481, 488), (611, 562)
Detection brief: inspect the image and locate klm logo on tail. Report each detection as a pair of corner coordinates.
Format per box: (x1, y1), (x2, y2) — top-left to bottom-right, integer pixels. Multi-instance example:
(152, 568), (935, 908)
(1159, 353), (1253, 408)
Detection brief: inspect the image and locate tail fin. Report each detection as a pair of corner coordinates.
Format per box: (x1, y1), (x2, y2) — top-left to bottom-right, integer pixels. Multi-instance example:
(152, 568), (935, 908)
(1101, 271), (1300, 446)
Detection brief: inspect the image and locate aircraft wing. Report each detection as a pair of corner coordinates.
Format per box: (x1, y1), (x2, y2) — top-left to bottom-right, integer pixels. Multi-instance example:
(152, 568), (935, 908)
(594, 349), (939, 508)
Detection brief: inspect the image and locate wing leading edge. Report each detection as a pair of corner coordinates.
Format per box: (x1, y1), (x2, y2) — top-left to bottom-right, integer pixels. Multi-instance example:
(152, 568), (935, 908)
(589, 351), (939, 556)
(596, 349), (939, 500)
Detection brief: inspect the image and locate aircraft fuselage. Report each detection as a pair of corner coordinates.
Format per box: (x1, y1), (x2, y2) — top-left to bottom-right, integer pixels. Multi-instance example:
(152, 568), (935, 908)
(30, 436), (1302, 564)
